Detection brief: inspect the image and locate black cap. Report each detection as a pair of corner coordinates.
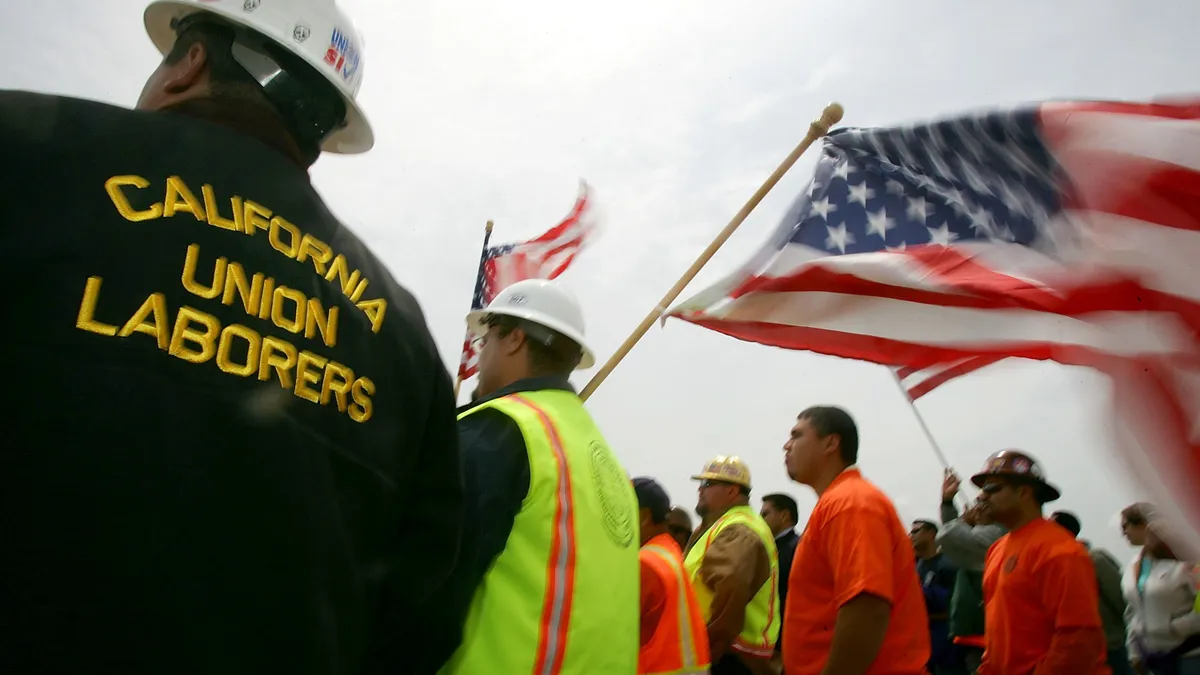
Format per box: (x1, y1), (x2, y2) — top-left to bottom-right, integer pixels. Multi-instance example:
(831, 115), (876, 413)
(632, 477), (671, 522)
(1050, 511), (1082, 537)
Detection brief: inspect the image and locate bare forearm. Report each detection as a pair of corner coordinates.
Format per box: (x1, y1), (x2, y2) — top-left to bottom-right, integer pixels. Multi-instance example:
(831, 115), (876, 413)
(822, 594), (891, 675)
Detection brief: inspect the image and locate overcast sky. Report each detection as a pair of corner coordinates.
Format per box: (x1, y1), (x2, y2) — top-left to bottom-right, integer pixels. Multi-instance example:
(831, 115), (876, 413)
(7, 0), (1198, 561)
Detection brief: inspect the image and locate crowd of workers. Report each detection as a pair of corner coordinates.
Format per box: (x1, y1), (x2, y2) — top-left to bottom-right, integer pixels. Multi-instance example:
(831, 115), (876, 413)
(4, 0), (1198, 674)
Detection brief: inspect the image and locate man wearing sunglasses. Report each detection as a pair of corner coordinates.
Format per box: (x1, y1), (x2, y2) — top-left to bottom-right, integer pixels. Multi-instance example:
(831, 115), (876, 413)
(2, 1), (467, 673)
(440, 278), (640, 675)
(684, 456), (781, 675)
(972, 450), (1110, 675)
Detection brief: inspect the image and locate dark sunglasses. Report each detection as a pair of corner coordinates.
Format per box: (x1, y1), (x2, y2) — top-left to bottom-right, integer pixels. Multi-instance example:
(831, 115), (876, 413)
(700, 479), (736, 489)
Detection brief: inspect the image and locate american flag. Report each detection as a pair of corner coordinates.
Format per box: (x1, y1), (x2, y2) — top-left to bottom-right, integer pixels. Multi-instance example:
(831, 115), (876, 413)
(667, 100), (1200, 554)
(457, 183), (595, 381)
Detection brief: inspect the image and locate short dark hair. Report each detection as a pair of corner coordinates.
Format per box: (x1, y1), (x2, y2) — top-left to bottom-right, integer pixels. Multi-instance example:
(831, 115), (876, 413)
(632, 477), (671, 524)
(166, 23), (278, 114)
(164, 17), (346, 165)
(762, 493), (799, 525)
(912, 520), (938, 534)
(1050, 511), (1082, 538)
(490, 315), (582, 377)
(798, 405), (859, 466)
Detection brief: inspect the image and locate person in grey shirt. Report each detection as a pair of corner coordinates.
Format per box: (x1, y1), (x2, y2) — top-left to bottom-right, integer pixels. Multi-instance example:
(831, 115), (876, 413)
(937, 469), (1007, 675)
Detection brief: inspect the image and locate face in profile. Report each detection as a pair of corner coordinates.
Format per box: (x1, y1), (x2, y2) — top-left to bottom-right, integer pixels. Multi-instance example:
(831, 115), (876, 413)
(784, 416), (832, 485)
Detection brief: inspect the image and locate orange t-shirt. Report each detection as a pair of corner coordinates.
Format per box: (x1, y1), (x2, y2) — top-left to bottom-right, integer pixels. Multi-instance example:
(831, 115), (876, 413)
(979, 518), (1110, 675)
(782, 469), (930, 675)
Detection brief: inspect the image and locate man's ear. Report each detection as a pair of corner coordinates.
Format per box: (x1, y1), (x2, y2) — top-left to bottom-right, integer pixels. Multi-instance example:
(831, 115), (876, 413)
(162, 41), (211, 95)
(822, 432), (841, 459)
(499, 326), (526, 357)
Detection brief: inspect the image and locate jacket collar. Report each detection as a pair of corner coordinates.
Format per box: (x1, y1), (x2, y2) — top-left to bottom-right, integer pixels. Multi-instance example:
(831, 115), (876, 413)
(457, 376), (575, 415)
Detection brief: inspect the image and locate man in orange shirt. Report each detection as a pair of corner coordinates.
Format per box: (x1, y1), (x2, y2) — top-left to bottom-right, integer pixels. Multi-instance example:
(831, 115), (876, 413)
(972, 450), (1110, 675)
(780, 405), (930, 675)
(634, 477), (711, 675)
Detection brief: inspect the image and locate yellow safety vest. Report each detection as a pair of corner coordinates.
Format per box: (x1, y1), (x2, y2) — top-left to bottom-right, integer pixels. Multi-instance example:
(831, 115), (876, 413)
(683, 505), (781, 658)
(439, 390), (640, 675)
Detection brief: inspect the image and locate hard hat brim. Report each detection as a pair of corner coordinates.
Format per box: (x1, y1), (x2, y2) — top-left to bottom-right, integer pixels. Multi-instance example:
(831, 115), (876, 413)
(690, 472), (751, 489)
(970, 470), (1061, 502)
(143, 1), (374, 154)
(466, 308), (596, 370)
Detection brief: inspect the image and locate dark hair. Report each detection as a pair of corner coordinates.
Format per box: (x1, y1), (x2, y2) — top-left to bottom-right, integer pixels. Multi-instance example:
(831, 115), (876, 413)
(166, 22), (271, 107)
(1050, 511), (1082, 537)
(164, 17), (346, 165)
(912, 520), (938, 534)
(1121, 503), (1152, 527)
(490, 315), (582, 377)
(632, 477), (671, 524)
(798, 405), (859, 465)
(762, 493), (799, 525)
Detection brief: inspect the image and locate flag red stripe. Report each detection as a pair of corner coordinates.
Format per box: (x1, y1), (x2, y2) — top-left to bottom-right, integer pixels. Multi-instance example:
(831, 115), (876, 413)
(904, 356), (1006, 401)
(729, 258), (1200, 324)
(678, 316), (1200, 371)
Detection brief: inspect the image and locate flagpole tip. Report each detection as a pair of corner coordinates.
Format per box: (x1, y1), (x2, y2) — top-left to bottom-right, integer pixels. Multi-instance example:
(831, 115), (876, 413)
(820, 102), (845, 128)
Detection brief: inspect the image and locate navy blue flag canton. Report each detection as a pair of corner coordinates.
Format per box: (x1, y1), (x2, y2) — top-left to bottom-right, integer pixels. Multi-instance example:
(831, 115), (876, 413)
(469, 243), (517, 311)
(785, 108), (1066, 257)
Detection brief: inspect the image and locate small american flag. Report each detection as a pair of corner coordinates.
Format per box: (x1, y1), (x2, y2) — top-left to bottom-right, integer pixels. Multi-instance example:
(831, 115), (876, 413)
(457, 183), (595, 381)
(667, 100), (1200, 554)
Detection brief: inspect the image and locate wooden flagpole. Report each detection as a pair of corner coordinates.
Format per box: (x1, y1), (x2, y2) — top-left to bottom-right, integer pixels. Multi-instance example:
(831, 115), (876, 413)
(578, 101), (845, 402)
(453, 219), (495, 401)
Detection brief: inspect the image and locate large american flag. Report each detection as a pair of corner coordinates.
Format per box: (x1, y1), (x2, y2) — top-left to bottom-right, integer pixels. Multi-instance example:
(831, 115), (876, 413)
(457, 183), (595, 381)
(667, 100), (1200, 554)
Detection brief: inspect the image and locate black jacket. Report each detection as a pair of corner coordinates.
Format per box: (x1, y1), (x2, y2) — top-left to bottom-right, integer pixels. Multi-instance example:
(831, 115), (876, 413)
(0, 92), (464, 675)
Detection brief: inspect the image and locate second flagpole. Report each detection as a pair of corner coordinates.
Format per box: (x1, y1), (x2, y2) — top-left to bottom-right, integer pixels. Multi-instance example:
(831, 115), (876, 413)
(453, 219), (495, 401)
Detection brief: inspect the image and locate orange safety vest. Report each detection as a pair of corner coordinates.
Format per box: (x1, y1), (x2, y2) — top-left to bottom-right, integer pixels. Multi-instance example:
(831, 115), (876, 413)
(639, 533), (711, 675)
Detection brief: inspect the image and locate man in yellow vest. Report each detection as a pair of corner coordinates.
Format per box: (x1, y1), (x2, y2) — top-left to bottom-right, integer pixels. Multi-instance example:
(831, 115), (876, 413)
(437, 278), (640, 675)
(685, 456), (782, 675)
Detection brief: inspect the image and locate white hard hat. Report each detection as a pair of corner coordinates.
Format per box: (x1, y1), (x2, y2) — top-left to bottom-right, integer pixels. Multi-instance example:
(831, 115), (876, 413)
(143, 0), (373, 154)
(466, 279), (596, 370)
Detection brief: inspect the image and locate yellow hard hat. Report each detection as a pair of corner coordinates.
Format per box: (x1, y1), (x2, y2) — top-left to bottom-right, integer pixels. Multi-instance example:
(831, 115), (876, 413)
(691, 455), (752, 490)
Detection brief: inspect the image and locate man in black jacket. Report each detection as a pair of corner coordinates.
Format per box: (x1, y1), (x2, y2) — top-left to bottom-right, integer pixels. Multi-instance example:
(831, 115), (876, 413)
(760, 493), (801, 610)
(0, 1), (464, 673)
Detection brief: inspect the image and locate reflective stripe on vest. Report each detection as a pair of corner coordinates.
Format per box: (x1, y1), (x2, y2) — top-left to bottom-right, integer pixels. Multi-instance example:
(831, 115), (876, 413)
(640, 543), (710, 675)
(509, 395), (576, 674)
(682, 505), (780, 657)
(440, 390), (640, 675)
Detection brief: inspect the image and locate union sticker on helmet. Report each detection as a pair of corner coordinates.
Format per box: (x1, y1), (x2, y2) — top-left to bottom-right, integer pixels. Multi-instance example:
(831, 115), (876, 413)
(324, 28), (361, 81)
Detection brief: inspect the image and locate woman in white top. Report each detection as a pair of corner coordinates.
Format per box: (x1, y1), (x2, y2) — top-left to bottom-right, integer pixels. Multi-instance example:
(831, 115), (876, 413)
(1123, 517), (1200, 675)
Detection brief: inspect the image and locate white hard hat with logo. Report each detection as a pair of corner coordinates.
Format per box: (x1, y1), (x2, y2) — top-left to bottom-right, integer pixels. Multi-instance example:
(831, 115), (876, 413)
(143, 0), (373, 154)
(466, 279), (596, 370)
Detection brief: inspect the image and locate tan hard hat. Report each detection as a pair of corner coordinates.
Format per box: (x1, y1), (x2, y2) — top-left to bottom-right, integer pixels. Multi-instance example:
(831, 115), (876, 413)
(691, 455), (752, 490)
